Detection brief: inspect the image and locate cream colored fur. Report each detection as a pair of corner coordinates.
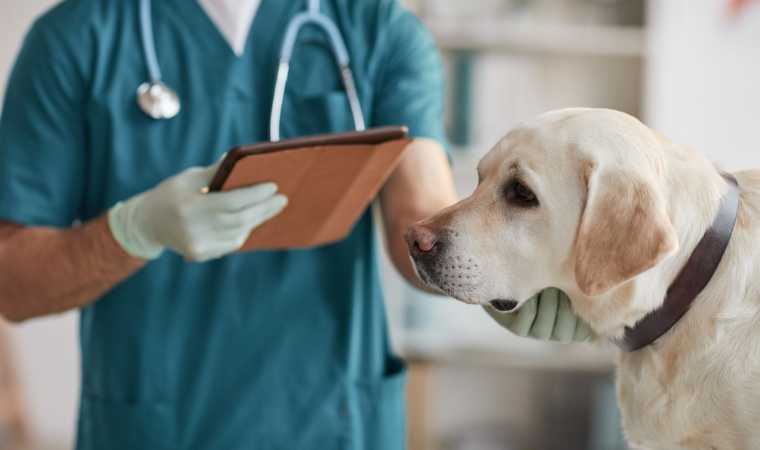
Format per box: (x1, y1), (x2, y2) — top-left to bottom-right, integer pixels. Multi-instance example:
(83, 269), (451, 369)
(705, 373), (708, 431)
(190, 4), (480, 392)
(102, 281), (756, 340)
(410, 108), (760, 450)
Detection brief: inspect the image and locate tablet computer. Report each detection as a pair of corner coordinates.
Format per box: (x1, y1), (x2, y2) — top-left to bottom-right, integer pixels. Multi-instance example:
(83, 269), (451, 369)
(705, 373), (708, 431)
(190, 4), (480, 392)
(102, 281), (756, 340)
(208, 126), (411, 250)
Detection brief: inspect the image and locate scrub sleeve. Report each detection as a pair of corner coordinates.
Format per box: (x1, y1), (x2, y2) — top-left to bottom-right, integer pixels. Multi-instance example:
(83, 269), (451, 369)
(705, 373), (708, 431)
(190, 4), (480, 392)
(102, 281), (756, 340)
(0, 16), (87, 227)
(372, 3), (447, 146)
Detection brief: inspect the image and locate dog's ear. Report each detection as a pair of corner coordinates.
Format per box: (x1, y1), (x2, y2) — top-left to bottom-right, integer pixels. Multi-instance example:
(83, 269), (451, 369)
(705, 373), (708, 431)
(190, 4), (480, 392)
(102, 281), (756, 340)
(574, 166), (678, 296)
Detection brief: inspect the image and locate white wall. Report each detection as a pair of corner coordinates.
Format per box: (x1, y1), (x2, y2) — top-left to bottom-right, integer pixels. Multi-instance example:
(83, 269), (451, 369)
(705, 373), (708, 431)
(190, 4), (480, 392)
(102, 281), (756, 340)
(1, 1), (80, 447)
(646, 0), (760, 170)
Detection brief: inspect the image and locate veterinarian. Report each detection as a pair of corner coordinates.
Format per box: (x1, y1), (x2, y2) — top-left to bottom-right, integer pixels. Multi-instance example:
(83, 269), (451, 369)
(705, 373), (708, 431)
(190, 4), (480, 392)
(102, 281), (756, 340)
(0, 1), (457, 449)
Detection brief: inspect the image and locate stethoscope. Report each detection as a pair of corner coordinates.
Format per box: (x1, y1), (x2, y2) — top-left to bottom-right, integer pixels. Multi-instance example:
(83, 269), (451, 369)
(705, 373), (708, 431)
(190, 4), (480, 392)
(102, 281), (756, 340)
(136, 0), (180, 120)
(136, 0), (366, 142)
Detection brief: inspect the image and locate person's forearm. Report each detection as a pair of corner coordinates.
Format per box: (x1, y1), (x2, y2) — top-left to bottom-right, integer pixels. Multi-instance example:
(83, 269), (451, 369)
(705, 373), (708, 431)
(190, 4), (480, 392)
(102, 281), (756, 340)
(0, 216), (145, 322)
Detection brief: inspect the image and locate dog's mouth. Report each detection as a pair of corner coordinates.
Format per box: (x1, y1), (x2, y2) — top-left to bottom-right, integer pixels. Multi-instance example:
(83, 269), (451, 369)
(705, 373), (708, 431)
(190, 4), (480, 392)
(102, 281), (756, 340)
(489, 299), (518, 312)
(416, 266), (521, 311)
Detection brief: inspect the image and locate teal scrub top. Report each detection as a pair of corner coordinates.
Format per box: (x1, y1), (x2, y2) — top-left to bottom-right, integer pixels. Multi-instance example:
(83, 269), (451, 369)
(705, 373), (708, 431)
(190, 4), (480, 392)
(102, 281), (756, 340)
(0, 0), (446, 449)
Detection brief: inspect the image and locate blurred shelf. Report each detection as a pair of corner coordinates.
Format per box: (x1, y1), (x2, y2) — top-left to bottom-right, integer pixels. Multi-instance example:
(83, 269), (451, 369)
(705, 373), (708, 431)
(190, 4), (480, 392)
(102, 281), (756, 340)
(425, 18), (646, 57)
(399, 333), (616, 374)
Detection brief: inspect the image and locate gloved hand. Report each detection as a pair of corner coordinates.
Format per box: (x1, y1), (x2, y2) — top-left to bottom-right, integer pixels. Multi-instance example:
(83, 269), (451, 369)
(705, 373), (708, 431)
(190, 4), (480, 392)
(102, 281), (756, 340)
(484, 288), (593, 343)
(108, 162), (288, 261)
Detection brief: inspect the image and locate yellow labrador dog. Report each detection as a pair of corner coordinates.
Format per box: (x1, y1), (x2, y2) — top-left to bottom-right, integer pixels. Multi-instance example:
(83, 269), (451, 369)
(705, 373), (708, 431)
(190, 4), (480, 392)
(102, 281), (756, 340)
(406, 108), (760, 450)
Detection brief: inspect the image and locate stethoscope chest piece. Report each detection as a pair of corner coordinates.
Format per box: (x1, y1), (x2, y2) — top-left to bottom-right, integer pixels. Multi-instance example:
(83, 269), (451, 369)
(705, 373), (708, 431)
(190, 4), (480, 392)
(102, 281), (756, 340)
(137, 81), (181, 120)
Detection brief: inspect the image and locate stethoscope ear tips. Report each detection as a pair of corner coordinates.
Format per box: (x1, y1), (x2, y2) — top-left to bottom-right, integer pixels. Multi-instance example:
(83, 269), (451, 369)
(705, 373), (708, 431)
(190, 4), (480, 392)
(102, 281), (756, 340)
(137, 81), (181, 120)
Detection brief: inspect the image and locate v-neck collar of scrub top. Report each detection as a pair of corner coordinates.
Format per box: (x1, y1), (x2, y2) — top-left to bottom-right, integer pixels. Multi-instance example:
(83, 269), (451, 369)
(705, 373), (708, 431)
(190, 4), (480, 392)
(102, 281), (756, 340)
(176, 0), (270, 60)
(161, 0), (303, 100)
(197, 0), (262, 56)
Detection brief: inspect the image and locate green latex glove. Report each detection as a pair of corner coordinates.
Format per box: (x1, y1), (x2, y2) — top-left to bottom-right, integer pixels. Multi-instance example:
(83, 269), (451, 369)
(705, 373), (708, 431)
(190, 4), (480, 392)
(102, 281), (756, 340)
(108, 161), (287, 262)
(484, 288), (593, 343)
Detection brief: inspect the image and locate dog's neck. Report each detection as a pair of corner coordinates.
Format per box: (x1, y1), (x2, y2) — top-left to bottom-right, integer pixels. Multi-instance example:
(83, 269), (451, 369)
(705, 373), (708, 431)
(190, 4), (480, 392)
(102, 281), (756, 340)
(616, 172), (738, 351)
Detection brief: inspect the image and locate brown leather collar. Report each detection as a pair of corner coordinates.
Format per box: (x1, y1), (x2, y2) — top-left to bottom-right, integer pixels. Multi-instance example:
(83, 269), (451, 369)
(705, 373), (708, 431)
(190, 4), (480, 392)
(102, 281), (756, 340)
(616, 173), (740, 352)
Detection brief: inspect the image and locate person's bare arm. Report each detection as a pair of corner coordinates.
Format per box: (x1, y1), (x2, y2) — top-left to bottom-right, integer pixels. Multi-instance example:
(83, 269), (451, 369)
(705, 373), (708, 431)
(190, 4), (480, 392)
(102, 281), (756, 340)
(0, 216), (145, 322)
(380, 138), (458, 291)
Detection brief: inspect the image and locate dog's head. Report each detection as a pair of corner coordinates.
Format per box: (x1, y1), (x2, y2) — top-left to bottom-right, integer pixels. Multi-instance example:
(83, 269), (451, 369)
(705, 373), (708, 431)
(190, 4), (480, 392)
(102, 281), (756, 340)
(406, 108), (679, 331)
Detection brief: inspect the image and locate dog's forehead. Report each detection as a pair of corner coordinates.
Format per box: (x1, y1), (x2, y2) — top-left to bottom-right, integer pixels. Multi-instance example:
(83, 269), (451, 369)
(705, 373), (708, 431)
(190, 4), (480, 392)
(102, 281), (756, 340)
(478, 126), (572, 176)
(478, 108), (656, 177)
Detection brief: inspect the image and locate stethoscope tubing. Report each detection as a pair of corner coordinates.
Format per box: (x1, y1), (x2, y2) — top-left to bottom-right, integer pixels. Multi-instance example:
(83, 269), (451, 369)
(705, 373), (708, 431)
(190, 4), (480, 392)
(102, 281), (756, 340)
(137, 0), (366, 138)
(139, 0), (162, 83)
(269, 1), (366, 141)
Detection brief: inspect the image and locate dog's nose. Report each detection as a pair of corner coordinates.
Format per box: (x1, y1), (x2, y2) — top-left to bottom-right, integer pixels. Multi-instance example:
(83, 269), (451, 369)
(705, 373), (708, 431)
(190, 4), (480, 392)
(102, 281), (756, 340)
(406, 224), (439, 255)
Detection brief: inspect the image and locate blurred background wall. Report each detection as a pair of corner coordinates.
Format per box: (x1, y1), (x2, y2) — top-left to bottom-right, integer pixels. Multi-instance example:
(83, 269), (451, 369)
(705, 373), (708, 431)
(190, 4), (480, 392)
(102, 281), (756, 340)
(646, 0), (760, 170)
(1, 0), (760, 449)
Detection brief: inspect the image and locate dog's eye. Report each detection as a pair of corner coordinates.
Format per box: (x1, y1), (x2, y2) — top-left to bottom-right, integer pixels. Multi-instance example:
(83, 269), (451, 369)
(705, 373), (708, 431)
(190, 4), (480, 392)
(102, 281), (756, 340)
(504, 179), (539, 208)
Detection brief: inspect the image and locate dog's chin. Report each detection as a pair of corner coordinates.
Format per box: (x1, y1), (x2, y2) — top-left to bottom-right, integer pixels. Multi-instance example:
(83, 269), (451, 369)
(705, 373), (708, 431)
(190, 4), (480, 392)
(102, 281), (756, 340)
(419, 283), (524, 312)
(421, 278), (470, 302)
(412, 262), (523, 308)
(413, 266), (480, 304)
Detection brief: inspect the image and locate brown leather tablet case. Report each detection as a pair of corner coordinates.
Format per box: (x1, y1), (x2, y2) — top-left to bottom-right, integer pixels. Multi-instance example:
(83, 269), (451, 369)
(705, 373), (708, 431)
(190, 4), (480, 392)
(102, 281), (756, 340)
(208, 126), (411, 251)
